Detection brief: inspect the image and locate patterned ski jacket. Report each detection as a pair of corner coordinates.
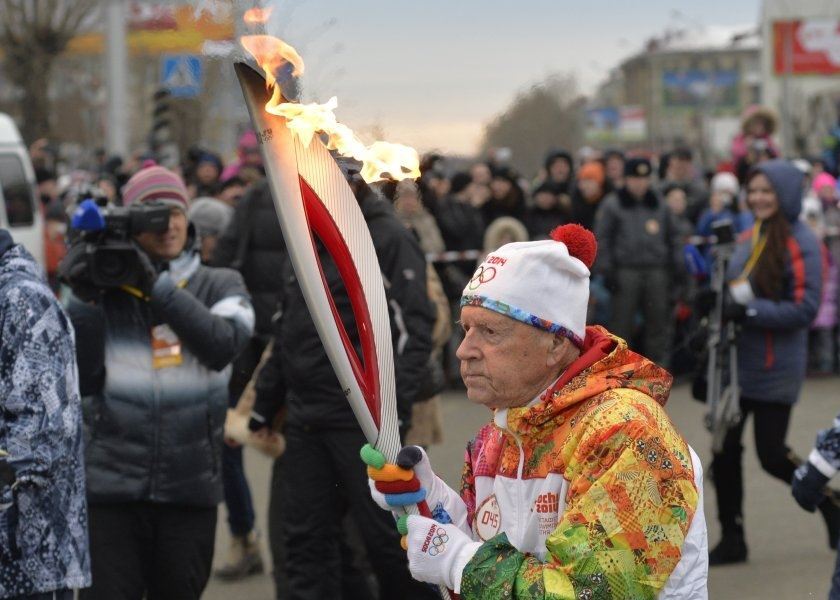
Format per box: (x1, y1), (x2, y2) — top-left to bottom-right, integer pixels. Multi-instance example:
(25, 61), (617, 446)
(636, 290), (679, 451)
(807, 412), (840, 481)
(432, 326), (707, 599)
(0, 233), (91, 597)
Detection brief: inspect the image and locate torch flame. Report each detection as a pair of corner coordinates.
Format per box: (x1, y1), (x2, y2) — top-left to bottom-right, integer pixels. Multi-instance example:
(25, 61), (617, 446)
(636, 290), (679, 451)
(240, 33), (420, 183)
(243, 7), (273, 25)
(240, 34), (305, 87)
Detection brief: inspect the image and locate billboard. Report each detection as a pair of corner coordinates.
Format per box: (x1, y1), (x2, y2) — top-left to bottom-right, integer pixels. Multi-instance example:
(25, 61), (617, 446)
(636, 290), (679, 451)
(774, 20), (840, 75)
(67, 3), (235, 56)
(662, 70), (740, 108)
(585, 106), (646, 142)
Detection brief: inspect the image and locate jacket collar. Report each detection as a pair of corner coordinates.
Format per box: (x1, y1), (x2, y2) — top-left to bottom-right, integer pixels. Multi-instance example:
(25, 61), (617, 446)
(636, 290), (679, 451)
(618, 187), (659, 210)
(495, 326), (673, 438)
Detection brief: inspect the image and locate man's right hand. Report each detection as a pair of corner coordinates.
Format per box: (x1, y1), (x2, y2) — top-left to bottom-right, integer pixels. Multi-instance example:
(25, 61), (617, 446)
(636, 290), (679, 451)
(361, 444), (467, 531)
(362, 444), (432, 513)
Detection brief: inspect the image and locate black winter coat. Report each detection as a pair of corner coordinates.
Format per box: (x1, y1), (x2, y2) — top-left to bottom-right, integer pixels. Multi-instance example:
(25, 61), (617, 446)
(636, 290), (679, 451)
(67, 253), (253, 507)
(253, 191), (434, 431)
(435, 196), (485, 252)
(212, 180), (285, 338)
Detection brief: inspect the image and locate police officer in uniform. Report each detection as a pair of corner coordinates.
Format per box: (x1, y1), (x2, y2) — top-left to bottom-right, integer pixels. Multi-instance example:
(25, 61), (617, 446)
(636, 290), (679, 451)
(594, 157), (683, 366)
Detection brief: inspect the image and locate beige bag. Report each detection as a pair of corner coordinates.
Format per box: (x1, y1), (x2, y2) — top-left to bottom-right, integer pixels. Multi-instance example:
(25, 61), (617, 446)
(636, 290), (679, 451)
(223, 340), (286, 458)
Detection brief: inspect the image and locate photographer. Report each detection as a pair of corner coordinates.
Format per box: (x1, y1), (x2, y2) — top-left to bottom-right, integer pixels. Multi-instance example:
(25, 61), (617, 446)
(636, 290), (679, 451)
(61, 165), (255, 600)
(708, 159), (838, 565)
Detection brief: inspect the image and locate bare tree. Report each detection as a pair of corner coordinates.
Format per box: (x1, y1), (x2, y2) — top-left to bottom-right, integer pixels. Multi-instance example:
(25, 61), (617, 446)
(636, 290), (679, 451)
(481, 73), (586, 176)
(0, 0), (99, 143)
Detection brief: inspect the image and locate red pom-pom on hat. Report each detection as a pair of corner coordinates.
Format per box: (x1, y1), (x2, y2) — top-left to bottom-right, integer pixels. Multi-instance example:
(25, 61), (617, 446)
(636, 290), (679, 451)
(550, 223), (597, 269)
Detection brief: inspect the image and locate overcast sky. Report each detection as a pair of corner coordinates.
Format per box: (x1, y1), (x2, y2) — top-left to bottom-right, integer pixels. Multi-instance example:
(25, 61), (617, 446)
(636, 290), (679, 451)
(258, 0), (761, 155)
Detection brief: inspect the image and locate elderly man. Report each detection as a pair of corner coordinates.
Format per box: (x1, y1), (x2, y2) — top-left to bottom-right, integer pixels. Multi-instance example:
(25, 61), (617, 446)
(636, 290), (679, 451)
(363, 224), (708, 599)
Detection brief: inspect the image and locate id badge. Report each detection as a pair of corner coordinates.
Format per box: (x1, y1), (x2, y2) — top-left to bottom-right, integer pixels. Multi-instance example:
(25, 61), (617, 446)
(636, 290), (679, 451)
(728, 278), (755, 305)
(151, 324), (183, 369)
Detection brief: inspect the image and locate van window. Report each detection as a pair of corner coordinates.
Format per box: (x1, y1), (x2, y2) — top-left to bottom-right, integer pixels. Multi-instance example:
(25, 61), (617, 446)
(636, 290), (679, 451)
(0, 154), (35, 227)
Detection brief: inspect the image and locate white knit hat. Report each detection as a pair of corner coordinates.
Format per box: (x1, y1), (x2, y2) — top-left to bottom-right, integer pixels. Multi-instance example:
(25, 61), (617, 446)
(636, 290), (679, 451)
(460, 224), (597, 347)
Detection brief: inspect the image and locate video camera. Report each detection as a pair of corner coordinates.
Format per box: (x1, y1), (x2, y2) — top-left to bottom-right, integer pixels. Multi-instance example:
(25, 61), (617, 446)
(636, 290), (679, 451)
(63, 197), (171, 290)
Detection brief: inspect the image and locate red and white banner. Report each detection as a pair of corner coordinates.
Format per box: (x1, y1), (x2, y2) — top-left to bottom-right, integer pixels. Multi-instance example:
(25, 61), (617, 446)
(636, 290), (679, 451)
(774, 20), (840, 75)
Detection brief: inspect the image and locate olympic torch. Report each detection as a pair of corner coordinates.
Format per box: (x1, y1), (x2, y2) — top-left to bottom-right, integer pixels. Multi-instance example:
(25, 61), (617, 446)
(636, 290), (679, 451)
(234, 62), (453, 599)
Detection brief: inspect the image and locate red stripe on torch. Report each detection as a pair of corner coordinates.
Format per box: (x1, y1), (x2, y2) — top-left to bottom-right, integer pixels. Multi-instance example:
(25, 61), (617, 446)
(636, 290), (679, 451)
(299, 176), (382, 429)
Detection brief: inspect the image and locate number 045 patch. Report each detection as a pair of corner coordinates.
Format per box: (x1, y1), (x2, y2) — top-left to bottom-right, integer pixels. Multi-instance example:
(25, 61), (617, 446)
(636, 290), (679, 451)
(474, 494), (502, 541)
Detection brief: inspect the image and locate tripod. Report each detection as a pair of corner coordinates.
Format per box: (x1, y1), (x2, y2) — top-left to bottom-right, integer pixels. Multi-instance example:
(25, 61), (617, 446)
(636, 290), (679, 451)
(705, 239), (742, 454)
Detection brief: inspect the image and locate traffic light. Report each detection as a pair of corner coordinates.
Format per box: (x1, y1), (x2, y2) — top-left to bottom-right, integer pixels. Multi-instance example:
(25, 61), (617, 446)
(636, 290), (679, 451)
(149, 88), (179, 167)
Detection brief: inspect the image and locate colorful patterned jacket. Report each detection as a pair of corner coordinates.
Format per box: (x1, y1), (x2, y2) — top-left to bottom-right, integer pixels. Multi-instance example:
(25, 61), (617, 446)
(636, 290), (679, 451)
(431, 326), (707, 599)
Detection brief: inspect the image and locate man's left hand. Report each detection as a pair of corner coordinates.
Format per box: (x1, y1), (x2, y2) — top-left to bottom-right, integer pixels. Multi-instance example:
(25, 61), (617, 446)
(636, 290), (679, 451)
(397, 515), (480, 593)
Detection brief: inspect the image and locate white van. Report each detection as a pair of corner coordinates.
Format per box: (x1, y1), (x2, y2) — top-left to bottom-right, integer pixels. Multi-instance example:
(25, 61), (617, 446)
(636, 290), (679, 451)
(0, 113), (43, 265)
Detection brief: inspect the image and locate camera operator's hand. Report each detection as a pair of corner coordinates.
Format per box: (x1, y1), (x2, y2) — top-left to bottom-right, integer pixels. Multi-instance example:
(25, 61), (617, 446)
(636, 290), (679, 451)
(58, 242), (101, 303)
(131, 243), (162, 297)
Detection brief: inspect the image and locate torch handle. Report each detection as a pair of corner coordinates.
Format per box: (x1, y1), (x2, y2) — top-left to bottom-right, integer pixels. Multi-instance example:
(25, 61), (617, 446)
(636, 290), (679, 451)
(376, 442), (454, 600)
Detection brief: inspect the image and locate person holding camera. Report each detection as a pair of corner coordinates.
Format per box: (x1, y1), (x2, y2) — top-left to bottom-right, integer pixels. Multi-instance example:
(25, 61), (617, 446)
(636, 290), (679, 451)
(709, 159), (839, 565)
(61, 164), (255, 600)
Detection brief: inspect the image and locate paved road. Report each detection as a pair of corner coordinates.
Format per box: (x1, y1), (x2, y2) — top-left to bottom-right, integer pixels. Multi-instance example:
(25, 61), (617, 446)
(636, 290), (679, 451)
(205, 377), (840, 599)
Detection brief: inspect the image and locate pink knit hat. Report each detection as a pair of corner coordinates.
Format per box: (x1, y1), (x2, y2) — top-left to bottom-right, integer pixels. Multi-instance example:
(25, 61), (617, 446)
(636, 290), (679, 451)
(813, 172), (838, 195)
(122, 161), (190, 211)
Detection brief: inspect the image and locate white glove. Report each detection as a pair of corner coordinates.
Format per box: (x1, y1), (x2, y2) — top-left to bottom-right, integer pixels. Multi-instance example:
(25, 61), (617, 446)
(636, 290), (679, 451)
(403, 515), (481, 593)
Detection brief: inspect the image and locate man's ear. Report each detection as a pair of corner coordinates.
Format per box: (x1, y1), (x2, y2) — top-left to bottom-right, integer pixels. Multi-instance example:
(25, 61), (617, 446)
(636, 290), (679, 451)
(546, 335), (579, 369)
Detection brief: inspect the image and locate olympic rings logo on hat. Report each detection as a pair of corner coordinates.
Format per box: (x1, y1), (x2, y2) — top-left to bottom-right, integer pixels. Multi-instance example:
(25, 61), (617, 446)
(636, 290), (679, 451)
(427, 527), (449, 557)
(468, 266), (496, 290)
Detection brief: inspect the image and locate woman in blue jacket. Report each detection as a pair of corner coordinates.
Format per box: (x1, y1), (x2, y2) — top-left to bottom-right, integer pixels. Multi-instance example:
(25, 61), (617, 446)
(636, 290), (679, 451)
(709, 159), (839, 564)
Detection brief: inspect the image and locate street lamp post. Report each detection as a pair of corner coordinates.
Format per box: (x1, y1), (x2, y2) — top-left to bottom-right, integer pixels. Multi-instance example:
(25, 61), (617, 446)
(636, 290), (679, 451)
(105, 0), (128, 158)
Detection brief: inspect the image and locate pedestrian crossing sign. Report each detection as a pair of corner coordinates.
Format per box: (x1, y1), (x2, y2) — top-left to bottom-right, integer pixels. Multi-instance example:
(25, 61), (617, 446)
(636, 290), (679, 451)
(161, 54), (203, 98)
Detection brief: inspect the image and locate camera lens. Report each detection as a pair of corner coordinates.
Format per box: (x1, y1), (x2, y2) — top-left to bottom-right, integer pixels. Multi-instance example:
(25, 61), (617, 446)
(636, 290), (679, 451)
(91, 247), (136, 287)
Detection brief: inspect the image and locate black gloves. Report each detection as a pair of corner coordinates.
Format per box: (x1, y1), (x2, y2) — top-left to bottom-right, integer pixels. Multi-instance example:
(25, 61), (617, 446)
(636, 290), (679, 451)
(131, 242), (161, 297)
(792, 461), (830, 512)
(58, 242), (100, 302)
(58, 240), (163, 301)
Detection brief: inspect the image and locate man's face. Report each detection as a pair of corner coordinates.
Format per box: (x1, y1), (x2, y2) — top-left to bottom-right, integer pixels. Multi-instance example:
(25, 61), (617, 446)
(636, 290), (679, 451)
(669, 158), (691, 181)
(456, 306), (573, 410)
(218, 183), (245, 207)
(242, 147), (263, 168)
(196, 162), (220, 185)
(134, 208), (187, 261)
(471, 163), (492, 185)
(605, 156), (624, 180)
(578, 178), (601, 201)
(625, 175), (650, 198)
(549, 159), (571, 182)
(533, 190), (557, 210)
